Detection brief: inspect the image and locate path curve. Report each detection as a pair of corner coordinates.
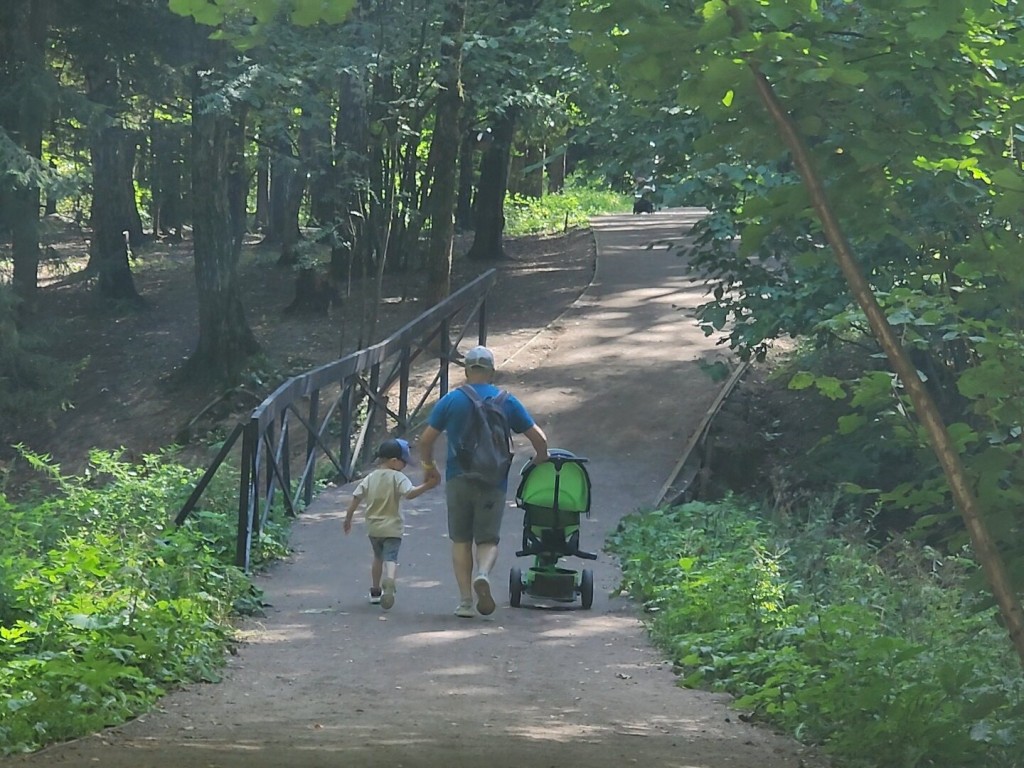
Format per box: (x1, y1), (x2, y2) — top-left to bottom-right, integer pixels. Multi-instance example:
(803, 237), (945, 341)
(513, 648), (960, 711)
(11, 211), (822, 768)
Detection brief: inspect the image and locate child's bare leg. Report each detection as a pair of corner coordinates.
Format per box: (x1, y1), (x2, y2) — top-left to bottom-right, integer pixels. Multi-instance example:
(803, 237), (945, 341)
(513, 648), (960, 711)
(380, 557), (398, 610)
(371, 556), (383, 590)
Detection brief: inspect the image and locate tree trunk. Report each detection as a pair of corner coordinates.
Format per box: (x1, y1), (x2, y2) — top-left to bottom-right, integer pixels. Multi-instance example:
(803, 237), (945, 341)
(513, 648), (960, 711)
(185, 65), (260, 384)
(547, 145), (566, 194)
(455, 130), (475, 232)
(264, 150), (303, 254)
(254, 144), (270, 232)
(466, 109), (516, 262)
(751, 66), (1024, 668)
(150, 120), (187, 240)
(88, 126), (143, 302)
(227, 107), (249, 253)
(521, 143), (544, 198)
(2, 0), (51, 303)
(423, 0), (466, 305)
(284, 268), (339, 316)
(330, 70), (369, 279)
(302, 114), (334, 227)
(10, 181), (42, 304)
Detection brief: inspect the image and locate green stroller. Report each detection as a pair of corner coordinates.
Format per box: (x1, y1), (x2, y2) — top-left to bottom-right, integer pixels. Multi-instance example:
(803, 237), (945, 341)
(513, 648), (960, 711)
(509, 449), (597, 609)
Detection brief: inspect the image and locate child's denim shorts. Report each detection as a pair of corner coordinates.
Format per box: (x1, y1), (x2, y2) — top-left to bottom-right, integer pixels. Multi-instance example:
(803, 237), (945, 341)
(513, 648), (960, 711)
(369, 536), (401, 562)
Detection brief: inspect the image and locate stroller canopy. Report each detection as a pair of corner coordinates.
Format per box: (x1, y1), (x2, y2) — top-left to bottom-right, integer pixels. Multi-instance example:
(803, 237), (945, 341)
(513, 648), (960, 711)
(516, 449), (591, 515)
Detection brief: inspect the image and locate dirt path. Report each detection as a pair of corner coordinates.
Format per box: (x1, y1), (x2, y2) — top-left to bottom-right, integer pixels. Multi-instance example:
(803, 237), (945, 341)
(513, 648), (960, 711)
(9, 211), (823, 768)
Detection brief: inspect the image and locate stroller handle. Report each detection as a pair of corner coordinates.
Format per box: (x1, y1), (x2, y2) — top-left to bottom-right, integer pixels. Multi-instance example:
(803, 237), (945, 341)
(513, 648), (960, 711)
(527, 448), (587, 474)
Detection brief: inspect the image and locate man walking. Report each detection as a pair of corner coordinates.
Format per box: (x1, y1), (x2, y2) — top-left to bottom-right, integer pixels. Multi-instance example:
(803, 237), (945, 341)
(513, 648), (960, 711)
(419, 345), (549, 617)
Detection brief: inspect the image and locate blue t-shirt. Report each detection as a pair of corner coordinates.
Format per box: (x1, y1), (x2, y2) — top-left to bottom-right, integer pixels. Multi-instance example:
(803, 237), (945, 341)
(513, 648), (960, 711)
(427, 383), (535, 488)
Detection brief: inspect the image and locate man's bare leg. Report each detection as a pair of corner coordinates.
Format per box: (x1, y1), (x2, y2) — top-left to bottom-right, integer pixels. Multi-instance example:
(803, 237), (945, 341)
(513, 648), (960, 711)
(452, 541), (475, 616)
(472, 541), (498, 615)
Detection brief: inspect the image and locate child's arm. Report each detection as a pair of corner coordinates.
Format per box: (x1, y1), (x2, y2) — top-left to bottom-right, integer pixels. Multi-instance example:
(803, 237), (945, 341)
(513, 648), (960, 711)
(343, 493), (362, 534)
(404, 473), (439, 501)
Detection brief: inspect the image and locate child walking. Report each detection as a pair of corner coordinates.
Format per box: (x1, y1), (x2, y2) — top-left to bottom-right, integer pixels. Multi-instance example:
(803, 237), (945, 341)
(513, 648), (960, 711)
(343, 438), (437, 609)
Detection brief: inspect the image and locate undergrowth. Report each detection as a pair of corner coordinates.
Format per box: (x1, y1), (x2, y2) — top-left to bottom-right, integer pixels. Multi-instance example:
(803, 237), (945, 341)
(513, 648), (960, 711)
(0, 449), (289, 755)
(0, 286), (81, 424)
(608, 497), (1024, 768)
(504, 176), (630, 235)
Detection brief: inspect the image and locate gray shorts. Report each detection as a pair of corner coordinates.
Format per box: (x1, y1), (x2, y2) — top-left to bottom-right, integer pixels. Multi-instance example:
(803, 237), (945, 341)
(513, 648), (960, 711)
(446, 476), (506, 544)
(369, 536), (401, 563)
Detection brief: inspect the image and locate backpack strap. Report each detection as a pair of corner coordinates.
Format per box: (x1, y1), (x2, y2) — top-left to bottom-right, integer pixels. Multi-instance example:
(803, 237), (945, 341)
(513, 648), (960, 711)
(458, 383), (481, 403)
(458, 384), (509, 404)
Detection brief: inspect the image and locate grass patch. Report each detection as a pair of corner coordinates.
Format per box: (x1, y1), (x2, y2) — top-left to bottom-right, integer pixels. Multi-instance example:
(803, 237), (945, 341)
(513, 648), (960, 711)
(504, 176), (631, 236)
(608, 497), (1024, 768)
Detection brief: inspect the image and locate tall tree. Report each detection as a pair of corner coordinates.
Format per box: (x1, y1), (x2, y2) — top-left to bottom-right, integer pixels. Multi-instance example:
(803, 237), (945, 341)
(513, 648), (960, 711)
(0, 0), (53, 303)
(462, 0), (584, 262)
(466, 107), (516, 261)
(185, 39), (260, 382)
(168, 0), (358, 380)
(423, 0), (467, 303)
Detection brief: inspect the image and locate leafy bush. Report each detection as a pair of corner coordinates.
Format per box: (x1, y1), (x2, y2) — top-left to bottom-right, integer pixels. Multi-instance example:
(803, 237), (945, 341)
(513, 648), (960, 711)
(504, 175), (630, 236)
(608, 498), (1024, 768)
(0, 450), (288, 754)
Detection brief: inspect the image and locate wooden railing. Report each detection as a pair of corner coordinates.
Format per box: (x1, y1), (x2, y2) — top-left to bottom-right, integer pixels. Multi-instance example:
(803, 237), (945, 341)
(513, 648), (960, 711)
(176, 269), (498, 570)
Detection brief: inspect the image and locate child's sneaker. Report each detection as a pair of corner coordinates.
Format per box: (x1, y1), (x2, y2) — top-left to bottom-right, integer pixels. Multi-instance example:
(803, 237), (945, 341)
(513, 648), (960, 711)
(454, 601), (475, 618)
(473, 573), (495, 615)
(381, 578), (396, 610)
(369, 588), (382, 605)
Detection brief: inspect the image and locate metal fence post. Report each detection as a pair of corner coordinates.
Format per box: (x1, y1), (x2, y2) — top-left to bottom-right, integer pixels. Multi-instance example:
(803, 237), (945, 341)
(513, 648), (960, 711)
(236, 422), (256, 570)
(304, 390), (320, 506)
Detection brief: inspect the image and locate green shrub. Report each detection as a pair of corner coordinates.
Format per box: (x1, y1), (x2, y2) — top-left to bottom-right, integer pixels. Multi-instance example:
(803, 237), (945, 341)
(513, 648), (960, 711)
(608, 498), (1024, 768)
(504, 175), (631, 235)
(0, 449), (288, 754)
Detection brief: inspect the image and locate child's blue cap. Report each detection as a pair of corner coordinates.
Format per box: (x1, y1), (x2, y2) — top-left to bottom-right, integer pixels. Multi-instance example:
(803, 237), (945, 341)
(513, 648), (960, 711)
(377, 438), (412, 464)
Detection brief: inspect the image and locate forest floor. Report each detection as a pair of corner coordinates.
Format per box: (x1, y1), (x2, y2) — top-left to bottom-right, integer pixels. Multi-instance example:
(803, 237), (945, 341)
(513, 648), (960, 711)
(2, 212), (828, 768)
(1, 223), (605, 487)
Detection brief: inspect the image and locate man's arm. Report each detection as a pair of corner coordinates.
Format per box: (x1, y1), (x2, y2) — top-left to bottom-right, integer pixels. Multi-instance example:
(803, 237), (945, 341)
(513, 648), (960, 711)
(522, 424), (549, 464)
(419, 425), (443, 484)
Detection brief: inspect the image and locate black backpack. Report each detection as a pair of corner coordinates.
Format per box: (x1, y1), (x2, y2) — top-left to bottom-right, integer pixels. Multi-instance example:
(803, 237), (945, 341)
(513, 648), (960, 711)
(454, 384), (514, 485)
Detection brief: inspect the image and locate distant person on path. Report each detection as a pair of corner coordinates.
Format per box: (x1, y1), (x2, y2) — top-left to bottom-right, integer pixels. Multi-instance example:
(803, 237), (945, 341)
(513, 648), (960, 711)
(343, 438), (438, 610)
(419, 345), (549, 618)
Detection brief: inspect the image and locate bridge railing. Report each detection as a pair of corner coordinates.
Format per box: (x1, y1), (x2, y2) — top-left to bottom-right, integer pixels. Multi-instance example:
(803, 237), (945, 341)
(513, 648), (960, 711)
(176, 269), (498, 570)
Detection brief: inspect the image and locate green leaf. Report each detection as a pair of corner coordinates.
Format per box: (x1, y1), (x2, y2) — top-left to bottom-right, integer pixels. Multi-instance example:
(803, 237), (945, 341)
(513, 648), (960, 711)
(990, 167), (1024, 193)
(788, 371), (815, 391)
(698, 0), (733, 42)
(907, 15), (952, 41)
(814, 376), (846, 401)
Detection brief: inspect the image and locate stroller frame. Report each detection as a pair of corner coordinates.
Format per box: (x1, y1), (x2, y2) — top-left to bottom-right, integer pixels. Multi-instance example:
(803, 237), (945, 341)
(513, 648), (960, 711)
(509, 449), (597, 609)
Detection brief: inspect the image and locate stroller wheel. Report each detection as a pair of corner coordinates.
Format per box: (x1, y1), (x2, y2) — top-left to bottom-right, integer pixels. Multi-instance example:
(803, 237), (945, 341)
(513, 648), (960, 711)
(509, 567), (523, 608)
(580, 569), (594, 609)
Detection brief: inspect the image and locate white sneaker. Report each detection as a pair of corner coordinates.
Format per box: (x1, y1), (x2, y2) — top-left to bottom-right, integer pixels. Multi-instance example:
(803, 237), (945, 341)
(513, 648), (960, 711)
(473, 574), (495, 615)
(381, 578), (396, 610)
(369, 589), (382, 605)
(454, 601), (475, 618)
